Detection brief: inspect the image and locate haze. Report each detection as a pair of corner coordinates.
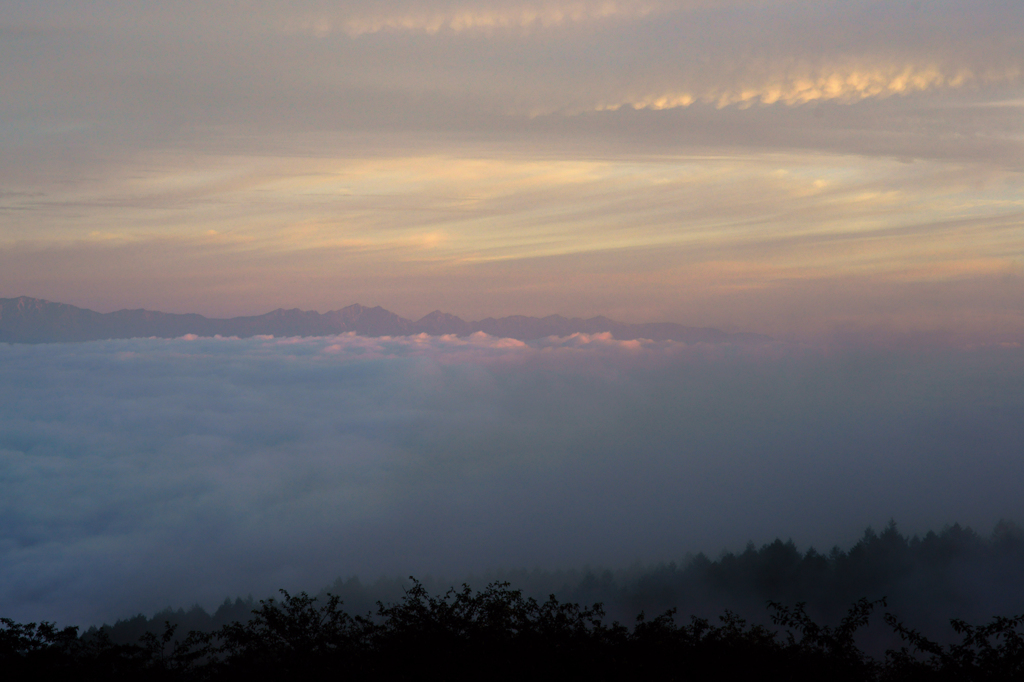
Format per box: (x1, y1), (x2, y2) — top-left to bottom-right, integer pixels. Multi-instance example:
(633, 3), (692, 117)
(2, 1), (1024, 629)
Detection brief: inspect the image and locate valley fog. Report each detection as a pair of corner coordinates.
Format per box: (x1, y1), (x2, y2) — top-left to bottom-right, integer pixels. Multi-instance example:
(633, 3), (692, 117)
(2, 333), (1022, 626)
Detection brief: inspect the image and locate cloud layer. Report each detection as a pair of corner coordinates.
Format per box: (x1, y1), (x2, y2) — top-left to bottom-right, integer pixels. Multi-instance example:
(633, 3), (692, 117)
(2, 334), (1022, 626)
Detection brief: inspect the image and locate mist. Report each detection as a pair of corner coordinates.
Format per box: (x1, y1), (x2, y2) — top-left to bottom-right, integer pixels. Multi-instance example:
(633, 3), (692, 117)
(2, 332), (1022, 626)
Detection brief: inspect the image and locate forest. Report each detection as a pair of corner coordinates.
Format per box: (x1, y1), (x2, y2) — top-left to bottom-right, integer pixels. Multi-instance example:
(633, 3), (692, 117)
(4, 521), (1024, 680)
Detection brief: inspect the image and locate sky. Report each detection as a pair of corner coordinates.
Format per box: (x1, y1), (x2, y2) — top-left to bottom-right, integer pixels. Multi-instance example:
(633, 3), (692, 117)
(1, 0), (1022, 341)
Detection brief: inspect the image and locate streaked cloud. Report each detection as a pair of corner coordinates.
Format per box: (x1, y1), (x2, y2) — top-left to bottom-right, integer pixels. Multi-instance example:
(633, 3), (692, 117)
(2, 142), (1021, 340)
(605, 62), (1020, 110)
(285, 0), (664, 37)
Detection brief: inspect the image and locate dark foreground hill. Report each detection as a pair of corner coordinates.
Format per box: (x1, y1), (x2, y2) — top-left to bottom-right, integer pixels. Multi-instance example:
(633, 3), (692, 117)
(0, 296), (769, 344)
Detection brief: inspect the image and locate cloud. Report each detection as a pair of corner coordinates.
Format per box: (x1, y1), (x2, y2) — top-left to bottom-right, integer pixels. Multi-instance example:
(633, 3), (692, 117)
(3, 145), (1021, 341)
(283, 0), (664, 37)
(1, 334), (1022, 626)
(603, 62), (1020, 110)
(4, 1), (1022, 130)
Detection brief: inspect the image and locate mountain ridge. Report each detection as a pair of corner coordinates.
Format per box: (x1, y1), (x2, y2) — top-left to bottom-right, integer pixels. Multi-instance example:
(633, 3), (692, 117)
(0, 296), (771, 344)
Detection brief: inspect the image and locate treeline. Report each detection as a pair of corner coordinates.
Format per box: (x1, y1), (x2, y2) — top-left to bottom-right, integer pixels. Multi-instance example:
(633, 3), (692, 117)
(4, 580), (1024, 680)
(5, 520), (1024, 679)
(98, 520), (1024, 648)
(561, 519), (1024, 641)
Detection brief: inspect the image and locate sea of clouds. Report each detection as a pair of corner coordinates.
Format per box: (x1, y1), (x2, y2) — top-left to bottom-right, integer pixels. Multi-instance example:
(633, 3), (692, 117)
(2, 332), (1023, 626)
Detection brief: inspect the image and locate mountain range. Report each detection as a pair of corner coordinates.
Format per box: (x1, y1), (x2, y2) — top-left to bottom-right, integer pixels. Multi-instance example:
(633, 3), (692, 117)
(0, 296), (769, 344)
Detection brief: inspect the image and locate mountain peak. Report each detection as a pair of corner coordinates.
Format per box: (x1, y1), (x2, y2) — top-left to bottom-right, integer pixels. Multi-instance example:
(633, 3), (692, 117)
(413, 310), (470, 335)
(0, 296), (768, 345)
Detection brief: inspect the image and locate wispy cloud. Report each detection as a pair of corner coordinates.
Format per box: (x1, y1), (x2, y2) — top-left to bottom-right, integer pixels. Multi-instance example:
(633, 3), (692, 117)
(604, 62), (1020, 110)
(284, 0), (664, 37)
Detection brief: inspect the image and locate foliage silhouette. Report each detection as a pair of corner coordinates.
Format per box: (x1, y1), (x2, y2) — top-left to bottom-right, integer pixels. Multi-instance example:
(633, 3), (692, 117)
(7, 520), (1024, 679)
(94, 520), (1024, 654)
(6, 580), (1024, 681)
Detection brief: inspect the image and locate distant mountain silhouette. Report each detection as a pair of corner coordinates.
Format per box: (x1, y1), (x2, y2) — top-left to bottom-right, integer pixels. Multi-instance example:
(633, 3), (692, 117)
(0, 296), (771, 344)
